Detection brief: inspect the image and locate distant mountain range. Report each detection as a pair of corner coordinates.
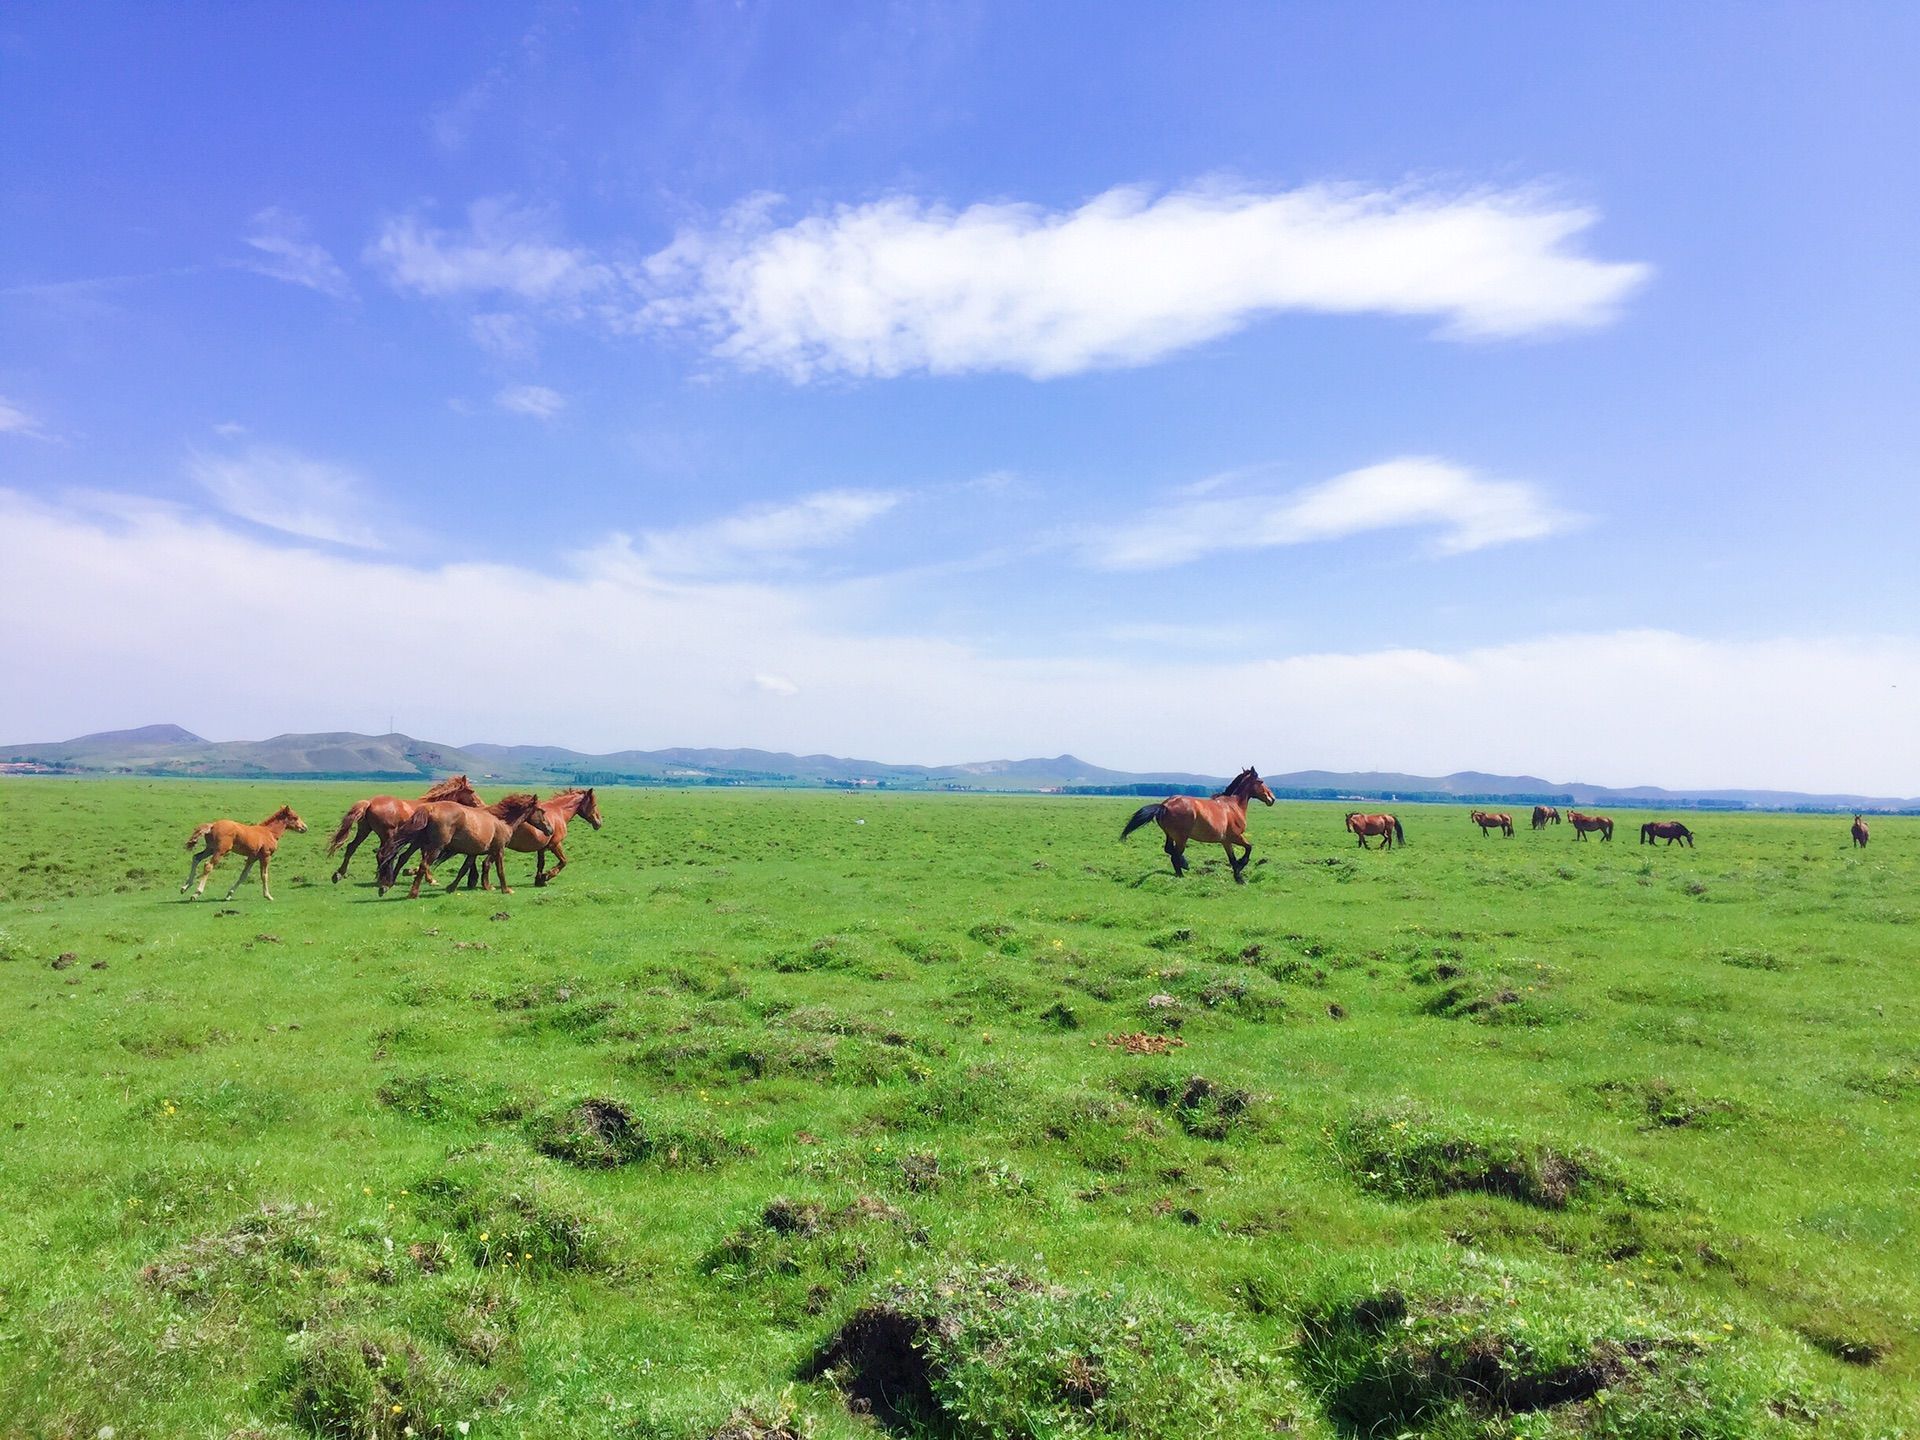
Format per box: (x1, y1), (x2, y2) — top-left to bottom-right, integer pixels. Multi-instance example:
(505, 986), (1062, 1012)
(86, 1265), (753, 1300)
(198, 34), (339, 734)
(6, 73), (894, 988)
(2, 725), (1913, 812)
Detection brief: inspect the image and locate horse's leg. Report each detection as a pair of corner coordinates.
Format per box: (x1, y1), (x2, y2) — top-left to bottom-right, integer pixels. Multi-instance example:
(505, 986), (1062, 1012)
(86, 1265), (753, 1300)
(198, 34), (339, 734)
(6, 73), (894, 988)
(182, 846), (206, 893)
(195, 841), (231, 897)
(223, 856), (254, 901)
(543, 840), (568, 883)
(408, 844), (437, 900)
(333, 820), (368, 883)
(260, 853), (274, 900)
(492, 843), (512, 894)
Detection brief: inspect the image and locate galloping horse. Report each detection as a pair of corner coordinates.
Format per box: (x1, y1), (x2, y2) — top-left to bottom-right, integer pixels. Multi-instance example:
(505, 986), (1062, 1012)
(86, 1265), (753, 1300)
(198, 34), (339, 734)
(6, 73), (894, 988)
(1531, 805), (1561, 829)
(448, 787), (602, 889)
(1120, 767), (1275, 883)
(182, 805), (307, 901)
(1569, 811), (1614, 842)
(379, 793), (551, 900)
(327, 776), (482, 883)
(1852, 814), (1870, 848)
(1470, 809), (1514, 837)
(1345, 813), (1405, 850)
(1641, 820), (1695, 847)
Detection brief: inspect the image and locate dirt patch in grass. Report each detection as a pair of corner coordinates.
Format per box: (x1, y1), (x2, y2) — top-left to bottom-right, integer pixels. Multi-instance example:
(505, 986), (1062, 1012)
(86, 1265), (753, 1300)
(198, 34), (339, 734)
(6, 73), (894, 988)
(1122, 1069), (1255, 1139)
(141, 1202), (329, 1301)
(1590, 1077), (1743, 1130)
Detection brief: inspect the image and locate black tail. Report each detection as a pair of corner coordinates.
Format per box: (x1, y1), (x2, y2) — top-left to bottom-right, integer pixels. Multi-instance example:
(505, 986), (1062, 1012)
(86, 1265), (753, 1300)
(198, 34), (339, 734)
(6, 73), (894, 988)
(1392, 817), (1406, 845)
(1121, 803), (1166, 841)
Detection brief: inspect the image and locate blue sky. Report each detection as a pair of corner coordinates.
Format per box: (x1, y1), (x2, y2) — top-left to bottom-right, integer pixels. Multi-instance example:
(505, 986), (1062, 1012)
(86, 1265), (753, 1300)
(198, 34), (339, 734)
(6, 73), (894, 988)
(4, 3), (1918, 790)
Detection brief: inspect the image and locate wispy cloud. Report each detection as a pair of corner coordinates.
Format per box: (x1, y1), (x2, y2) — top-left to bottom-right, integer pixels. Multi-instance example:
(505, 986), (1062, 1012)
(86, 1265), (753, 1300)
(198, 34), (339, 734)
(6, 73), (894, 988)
(241, 208), (353, 299)
(494, 383), (567, 420)
(641, 182), (1651, 379)
(366, 198), (612, 305)
(0, 396), (49, 439)
(1085, 458), (1575, 569)
(187, 445), (385, 549)
(597, 489), (902, 580)
(753, 673), (800, 697)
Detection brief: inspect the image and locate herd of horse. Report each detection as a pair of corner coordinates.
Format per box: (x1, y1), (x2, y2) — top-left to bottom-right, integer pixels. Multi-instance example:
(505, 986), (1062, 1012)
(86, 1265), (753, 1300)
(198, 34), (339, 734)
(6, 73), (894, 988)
(177, 768), (1879, 900)
(180, 777), (602, 902)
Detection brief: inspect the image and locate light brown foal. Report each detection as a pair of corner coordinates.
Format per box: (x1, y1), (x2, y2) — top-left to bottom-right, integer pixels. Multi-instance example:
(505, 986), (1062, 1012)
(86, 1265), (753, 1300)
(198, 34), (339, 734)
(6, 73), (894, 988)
(182, 805), (307, 901)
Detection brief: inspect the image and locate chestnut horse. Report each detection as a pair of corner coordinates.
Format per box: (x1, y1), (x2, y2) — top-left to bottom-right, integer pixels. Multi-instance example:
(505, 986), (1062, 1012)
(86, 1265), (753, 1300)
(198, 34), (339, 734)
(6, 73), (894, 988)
(1120, 767), (1275, 883)
(327, 775), (482, 883)
(1569, 811), (1613, 841)
(1852, 814), (1870, 848)
(1531, 805), (1561, 829)
(182, 804), (307, 901)
(1470, 809), (1514, 837)
(448, 787), (602, 889)
(378, 793), (551, 899)
(1641, 820), (1695, 847)
(1345, 813), (1405, 849)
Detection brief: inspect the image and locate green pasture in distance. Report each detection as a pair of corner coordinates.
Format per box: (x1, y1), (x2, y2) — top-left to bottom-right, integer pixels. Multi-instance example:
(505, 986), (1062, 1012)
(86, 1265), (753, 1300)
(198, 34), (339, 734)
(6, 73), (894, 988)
(0, 779), (1914, 1438)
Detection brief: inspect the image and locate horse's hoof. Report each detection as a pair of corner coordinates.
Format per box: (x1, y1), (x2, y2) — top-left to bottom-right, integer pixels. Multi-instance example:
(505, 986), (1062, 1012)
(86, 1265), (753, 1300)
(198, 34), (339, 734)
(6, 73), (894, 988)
(331, 873), (341, 884)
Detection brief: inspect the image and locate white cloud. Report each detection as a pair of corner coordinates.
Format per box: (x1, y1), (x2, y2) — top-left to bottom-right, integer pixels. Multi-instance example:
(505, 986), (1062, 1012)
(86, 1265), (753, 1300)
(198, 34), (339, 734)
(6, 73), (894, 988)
(241, 208), (353, 299)
(187, 445), (385, 549)
(608, 488), (902, 579)
(640, 182), (1650, 379)
(753, 673), (800, 697)
(494, 383), (567, 419)
(0, 396), (48, 439)
(366, 198), (611, 305)
(1086, 458), (1573, 569)
(4, 489), (1918, 795)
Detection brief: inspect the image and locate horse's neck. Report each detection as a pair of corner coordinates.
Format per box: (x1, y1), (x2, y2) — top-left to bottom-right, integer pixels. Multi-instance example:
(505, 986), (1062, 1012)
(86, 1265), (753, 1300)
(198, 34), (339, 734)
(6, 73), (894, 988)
(260, 815), (289, 835)
(546, 793), (582, 818)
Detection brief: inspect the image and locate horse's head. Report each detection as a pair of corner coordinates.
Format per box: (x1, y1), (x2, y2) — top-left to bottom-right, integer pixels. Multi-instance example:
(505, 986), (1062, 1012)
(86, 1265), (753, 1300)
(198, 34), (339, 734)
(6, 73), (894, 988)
(1245, 766), (1275, 806)
(269, 805), (307, 833)
(576, 788), (603, 830)
(499, 794), (555, 837)
(428, 775), (484, 807)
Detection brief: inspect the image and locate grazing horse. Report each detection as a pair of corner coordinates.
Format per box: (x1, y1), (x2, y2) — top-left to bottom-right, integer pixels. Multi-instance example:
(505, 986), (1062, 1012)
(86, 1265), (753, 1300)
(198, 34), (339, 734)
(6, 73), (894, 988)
(1641, 820), (1695, 847)
(1120, 767), (1275, 883)
(1345, 813), (1405, 850)
(182, 805), (307, 901)
(379, 793), (552, 900)
(1470, 809), (1514, 837)
(327, 776), (482, 883)
(1569, 811), (1614, 841)
(1531, 805), (1561, 829)
(1852, 814), (1870, 848)
(448, 787), (603, 889)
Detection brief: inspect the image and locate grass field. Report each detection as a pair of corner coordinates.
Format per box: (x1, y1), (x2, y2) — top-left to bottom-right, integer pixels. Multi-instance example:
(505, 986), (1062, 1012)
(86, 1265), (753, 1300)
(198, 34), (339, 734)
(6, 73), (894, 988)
(0, 781), (1914, 1439)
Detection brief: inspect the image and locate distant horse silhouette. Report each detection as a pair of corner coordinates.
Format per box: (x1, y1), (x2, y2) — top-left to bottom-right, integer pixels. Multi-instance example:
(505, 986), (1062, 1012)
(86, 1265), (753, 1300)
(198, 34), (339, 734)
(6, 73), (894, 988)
(379, 793), (552, 899)
(1569, 811), (1614, 841)
(1120, 767), (1275, 882)
(1531, 805), (1561, 829)
(449, 787), (603, 889)
(182, 805), (307, 901)
(1345, 813), (1405, 850)
(1470, 809), (1514, 837)
(1641, 820), (1695, 847)
(1852, 814), (1870, 848)
(327, 776), (482, 883)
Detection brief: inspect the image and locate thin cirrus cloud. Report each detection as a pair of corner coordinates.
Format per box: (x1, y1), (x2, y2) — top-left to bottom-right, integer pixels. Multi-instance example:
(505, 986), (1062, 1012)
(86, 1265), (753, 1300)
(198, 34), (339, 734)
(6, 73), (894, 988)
(593, 488), (903, 581)
(1086, 458), (1575, 570)
(641, 182), (1652, 379)
(187, 445), (386, 549)
(494, 383), (567, 419)
(368, 180), (1649, 381)
(240, 208), (354, 299)
(0, 396), (48, 438)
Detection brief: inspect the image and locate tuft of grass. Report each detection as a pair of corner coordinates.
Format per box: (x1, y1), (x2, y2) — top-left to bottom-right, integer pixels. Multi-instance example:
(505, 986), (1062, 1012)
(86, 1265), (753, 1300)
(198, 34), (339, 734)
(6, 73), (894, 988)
(410, 1145), (605, 1271)
(1333, 1103), (1641, 1209)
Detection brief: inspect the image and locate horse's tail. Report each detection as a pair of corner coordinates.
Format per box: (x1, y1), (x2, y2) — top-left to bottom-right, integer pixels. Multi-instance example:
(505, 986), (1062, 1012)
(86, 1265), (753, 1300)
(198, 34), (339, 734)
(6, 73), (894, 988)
(1392, 817), (1405, 845)
(327, 800), (371, 855)
(1121, 803), (1166, 841)
(184, 822), (214, 851)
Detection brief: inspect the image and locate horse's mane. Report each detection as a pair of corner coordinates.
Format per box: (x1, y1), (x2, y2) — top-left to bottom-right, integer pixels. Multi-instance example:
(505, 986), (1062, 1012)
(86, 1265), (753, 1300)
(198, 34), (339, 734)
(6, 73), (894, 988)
(489, 792), (541, 818)
(263, 804), (297, 822)
(1214, 767), (1260, 800)
(419, 775), (475, 802)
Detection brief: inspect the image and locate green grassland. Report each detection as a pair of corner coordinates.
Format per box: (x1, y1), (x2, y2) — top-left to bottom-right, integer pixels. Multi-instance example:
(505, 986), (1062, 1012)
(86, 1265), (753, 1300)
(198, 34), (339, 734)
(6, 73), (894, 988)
(0, 781), (1914, 1439)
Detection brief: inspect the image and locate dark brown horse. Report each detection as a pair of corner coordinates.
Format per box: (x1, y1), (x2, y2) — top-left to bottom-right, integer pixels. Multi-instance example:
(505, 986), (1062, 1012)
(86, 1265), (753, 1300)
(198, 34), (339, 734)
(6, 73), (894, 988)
(379, 793), (552, 899)
(1641, 820), (1695, 847)
(1531, 805), (1561, 829)
(327, 775), (482, 883)
(1470, 809), (1513, 837)
(1345, 812), (1405, 849)
(1121, 767), (1275, 882)
(1569, 811), (1613, 841)
(1852, 814), (1870, 848)
(448, 787), (603, 889)
(182, 805), (307, 901)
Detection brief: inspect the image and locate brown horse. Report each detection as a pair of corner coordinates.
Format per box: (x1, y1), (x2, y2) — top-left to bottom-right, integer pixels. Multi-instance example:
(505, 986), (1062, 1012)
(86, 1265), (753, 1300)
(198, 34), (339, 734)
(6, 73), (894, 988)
(327, 775), (482, 883)
(1569, 811), (1613, 841)
(1121, 767), (1275, 882)
(378, 793), (552, 899)
(1531, 805), (1561, 829)
(1345, 813), (1405, 849)
(181, 805), (307, 901)
(1641, 820), (1695, 847)
(448, 787), (603, 889)
(1470, 809), (1514, 837)
(1851, 814), (1870, 848)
